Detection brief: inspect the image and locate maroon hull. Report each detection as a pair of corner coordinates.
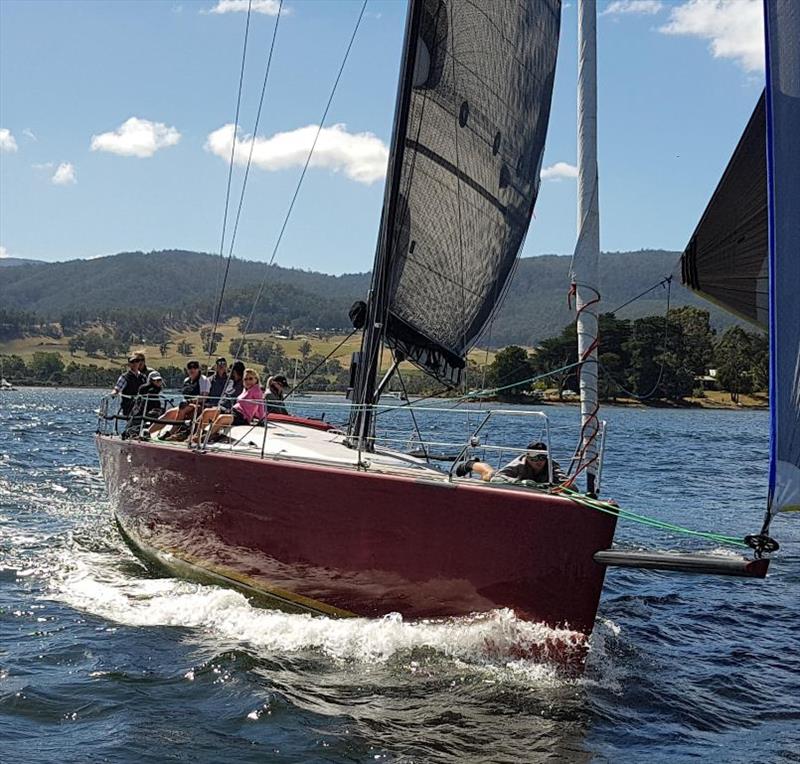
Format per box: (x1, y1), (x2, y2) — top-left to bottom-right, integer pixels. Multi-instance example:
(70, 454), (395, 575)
(97, 436), (616, 634)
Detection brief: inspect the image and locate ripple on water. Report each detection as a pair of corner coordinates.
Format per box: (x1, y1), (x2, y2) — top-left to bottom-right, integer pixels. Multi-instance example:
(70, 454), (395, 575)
(0, 389), (798, 763)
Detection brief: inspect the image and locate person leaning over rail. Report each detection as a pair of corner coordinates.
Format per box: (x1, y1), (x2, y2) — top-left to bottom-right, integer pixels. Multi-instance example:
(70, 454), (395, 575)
(111, 356), (146, 417)
(454, 441), (567, 486)
(200, 368), (265, 443)
(150, 360), (211, 439)
(190, 361), (245, 445)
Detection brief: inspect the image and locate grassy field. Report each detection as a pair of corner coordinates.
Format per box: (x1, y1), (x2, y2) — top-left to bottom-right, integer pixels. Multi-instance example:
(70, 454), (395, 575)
(0, 318), (497, 376)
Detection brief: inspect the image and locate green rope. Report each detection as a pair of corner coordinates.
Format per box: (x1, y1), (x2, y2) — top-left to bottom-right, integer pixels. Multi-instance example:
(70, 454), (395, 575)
(558, 486), (748, 548)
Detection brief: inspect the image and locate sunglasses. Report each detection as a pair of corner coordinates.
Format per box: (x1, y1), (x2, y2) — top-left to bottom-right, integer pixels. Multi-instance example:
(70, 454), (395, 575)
(187, 364), (200, 370)
(527, 454), (547, 462)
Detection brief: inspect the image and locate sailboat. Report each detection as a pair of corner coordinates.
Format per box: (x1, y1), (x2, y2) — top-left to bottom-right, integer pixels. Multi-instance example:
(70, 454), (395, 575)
(95, 0), (792, 655)
(0, 361), (15, 391)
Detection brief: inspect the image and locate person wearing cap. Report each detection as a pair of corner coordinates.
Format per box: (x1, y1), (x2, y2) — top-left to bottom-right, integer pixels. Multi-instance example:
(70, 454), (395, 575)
(454, 441), (567, 485)
(207, 357), (229, 406)
(265, 374), (288, 415)
(111, 356), (146, 417)
(150, 360), (211, 438)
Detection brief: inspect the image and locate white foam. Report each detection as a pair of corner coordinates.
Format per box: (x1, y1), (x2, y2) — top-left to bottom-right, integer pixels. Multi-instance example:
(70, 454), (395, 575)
(49, 546), (586, 674)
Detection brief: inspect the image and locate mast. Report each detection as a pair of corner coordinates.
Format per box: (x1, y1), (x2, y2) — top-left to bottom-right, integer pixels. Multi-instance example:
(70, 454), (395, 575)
(350, 0), (422, 447)
(573, 0), (601, 494)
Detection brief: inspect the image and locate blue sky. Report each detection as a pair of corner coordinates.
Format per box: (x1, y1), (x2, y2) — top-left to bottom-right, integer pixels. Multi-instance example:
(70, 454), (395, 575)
(0, 0), (765, 273)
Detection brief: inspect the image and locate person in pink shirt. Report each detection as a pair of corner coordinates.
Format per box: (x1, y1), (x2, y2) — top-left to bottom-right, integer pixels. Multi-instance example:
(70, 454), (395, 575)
(200, 368), (264, 443)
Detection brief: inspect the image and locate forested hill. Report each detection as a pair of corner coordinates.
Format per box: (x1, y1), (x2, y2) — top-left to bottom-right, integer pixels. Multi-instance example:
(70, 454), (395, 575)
(1, 248), (737, 346)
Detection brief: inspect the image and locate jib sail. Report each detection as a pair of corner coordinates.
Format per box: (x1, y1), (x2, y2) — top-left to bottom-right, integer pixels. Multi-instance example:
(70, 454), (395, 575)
(359, 0), (561, 393)
(681, 0), (799, 524)
(680, 93), (768, 327)
(765, 0), (800, 520)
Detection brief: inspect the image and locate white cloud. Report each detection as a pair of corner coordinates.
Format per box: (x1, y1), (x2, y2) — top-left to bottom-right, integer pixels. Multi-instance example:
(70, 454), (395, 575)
(205, 123), (389, 185)
(52, 162), (77, 185)
(0, 245), (10, 259)
(22, 128), (37, 142)
(660, 0), (764, 73)
(207, 0), (284, 15)
(541, 162), (578, 181)
(602, 0), (663, 16)
(90, 117), (181, 158)
(0, 128), (18, 152)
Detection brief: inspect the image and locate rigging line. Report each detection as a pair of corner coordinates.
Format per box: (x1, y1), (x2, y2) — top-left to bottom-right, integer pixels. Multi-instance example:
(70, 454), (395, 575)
(209, 0), (254, 357)
(366, 0), (443, 407)
(208, 0), (284, 364)
(395, 365), (429, 463)
(598, 275), (673, 401)
(607, 275), (673, 316)
(556, 488), (748, 548)
(287, 328), (358, 398)
(237, 0), (369, 348)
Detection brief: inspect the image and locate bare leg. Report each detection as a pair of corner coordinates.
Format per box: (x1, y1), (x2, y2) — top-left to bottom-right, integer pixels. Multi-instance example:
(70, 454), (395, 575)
(150, 404), (194, 435)
(190, 407), (220, 444)
(205, 413), (233, 443)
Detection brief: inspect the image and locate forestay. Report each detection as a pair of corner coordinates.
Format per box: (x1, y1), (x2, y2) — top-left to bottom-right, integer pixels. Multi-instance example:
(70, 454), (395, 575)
(381, 0), (561, 385)
(765, 0), (800, 519)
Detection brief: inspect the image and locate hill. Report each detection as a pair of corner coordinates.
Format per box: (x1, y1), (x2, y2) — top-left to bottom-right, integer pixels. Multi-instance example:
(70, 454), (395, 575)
(0, 257), (42, 268)
(0, 248), (738, 347)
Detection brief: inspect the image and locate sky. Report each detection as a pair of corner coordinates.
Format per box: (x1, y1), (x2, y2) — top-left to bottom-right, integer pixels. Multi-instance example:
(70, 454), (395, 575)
(0, 0), (765, 274)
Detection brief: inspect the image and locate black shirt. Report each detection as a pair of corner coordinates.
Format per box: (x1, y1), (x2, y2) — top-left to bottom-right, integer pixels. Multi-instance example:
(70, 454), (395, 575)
(207, 372), (229, 406)
(116, 369), (145, 415)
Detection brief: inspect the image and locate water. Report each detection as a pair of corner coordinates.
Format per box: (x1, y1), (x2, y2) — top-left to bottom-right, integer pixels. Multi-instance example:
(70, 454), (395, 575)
(1, 388), (798, 763)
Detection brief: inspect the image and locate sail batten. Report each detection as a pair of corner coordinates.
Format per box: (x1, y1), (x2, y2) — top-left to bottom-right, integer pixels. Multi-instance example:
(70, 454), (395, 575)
(374, 0), (561, 386)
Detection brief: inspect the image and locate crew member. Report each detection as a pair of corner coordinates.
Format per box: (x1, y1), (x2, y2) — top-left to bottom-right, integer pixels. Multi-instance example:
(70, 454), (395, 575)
(455, 441), (567, 485)
(111, 356), (146, 417)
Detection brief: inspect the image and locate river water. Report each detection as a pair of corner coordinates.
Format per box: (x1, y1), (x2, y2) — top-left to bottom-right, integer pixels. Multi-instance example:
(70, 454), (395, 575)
(1, 388), (798, 763)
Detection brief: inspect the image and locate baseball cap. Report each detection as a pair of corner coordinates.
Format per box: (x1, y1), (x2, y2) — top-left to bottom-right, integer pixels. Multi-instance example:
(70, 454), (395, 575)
(147, 370), (163, 383)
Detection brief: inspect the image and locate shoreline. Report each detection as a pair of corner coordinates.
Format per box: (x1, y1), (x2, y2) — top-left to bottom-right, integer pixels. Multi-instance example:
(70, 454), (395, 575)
(3, 385), (769, 410)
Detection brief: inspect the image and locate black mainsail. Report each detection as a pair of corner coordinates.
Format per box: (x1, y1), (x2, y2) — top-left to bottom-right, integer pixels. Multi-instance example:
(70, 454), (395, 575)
(680, 93), (768, 327)
(352, 0), (561, 433)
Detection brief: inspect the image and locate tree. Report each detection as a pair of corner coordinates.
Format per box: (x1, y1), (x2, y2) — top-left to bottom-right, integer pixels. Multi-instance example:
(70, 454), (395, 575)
(715, 326), (754, 403)
(83, 332), (104, 357)
(177, 340), (193, 356)
(531, 323), (577, 400)
(668, 306), (714, 377)
(30, 351), (65, 382)
(68, 336), (84, 356)
(159, 341), (170, 358)
(298, 340), (313, 360)
(200, 327), (223, 355)
(749, 331), (769, 391)
(488, 345), (533, 401)
(624, 316), (693, 401)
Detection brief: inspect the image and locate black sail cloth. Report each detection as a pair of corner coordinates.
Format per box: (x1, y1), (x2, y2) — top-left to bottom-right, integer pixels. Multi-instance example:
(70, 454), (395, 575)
(681, 93), (768, 327)
(378, 0), (561, 386)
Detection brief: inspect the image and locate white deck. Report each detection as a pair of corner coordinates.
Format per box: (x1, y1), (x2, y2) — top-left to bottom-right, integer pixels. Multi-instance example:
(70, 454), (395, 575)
(185, 419), (447, 479)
